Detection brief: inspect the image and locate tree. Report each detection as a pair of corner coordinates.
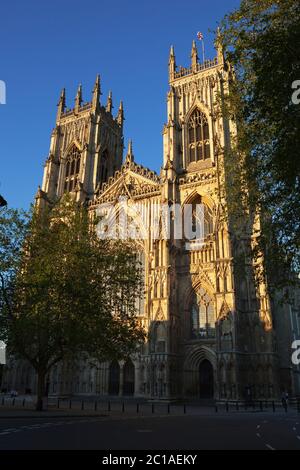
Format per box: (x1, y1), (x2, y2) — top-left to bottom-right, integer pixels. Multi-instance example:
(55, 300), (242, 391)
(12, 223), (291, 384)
(0, 206), (28, 392)
(218, 0), (300, 281)
(0, 198), (145, 410)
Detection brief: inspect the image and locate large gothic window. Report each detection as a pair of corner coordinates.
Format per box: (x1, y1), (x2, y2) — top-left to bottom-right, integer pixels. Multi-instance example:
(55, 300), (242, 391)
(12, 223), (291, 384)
(188, 109), (210, 163)
(190, 287), (215, 338)
(64, 145), (81, 192)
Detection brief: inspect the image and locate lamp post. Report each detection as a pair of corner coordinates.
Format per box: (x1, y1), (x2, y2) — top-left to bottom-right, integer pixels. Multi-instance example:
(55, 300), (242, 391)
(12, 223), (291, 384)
(0, 195), (7, 207)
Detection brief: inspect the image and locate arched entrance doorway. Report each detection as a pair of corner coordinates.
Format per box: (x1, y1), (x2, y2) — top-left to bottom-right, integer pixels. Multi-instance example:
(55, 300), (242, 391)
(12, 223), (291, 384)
(199, 359), (214, 398)
(108, 361), (120, 395)
(123, 360), (135, 396)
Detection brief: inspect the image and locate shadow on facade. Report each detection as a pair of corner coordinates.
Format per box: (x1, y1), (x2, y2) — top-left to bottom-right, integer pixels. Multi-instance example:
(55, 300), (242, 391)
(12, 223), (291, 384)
(220, 136), (279, 400)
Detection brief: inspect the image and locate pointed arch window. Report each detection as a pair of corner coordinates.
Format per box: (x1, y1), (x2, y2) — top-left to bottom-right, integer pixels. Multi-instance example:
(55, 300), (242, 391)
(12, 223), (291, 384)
(190, 194), (214, 237)
(184, 194), (214, 245)
(188, 109), (210, 163)
(150, 321), (166, 353)
(156, 323), (166, 353)
(64, 145), (81, 192)
(97, 149), (109, 185)
(190, 287), (215, 338)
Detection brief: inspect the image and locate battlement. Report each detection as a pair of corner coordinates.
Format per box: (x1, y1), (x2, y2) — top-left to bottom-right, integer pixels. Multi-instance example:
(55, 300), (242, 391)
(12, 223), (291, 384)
(169, 38), (223, 84)
(172, 57), (218, 81)
(61, 102), (92, 119)
(56, 76), (124, 128)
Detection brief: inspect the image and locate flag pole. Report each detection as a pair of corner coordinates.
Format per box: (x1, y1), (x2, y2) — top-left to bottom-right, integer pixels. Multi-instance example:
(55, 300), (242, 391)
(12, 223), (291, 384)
(197, 32), (205, 64)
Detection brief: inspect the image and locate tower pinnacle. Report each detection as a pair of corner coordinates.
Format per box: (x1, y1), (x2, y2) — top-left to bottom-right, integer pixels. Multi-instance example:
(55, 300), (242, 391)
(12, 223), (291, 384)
(125, 139), (134, 162)
(191, 40), (198, 68)
(169, 45), (176, 79)
(56, 87), (66, 122)
(106, 90), (113, 113)
(117, 100), (124, 127)
(92, 74), (101, 109)
(215, 27), (224, 65)
(75, 84), (83, 112)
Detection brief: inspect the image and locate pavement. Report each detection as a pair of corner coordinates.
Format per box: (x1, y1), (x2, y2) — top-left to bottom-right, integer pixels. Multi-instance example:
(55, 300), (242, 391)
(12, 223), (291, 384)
(0, 395), (299, 450)
(0, 411), (299, 450)
(0, 395), (298, 418)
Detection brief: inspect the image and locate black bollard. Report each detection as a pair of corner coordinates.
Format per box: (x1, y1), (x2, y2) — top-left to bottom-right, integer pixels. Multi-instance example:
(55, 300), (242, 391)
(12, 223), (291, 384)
(136, 403), (139, 414)
(152, 403), (155, 414)
(183, 404), (186, 414)
(122, 402), (125, 413)
(94, 401), (97, 412)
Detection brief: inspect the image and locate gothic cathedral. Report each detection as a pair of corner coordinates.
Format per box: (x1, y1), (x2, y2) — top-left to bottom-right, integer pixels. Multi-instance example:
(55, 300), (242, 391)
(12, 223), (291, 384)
(4, 39), (299, 401)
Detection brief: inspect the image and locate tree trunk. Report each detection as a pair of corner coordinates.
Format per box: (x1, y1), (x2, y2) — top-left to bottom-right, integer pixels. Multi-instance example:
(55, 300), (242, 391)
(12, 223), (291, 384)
(36, 370), (46, 411)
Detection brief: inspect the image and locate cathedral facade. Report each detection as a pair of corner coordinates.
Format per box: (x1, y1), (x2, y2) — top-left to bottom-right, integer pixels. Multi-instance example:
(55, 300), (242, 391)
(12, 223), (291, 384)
(3, 40), (300, 401)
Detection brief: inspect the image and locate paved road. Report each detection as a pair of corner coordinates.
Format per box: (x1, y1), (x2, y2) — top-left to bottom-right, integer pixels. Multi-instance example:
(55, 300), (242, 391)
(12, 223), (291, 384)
(0, 412), (300, 450)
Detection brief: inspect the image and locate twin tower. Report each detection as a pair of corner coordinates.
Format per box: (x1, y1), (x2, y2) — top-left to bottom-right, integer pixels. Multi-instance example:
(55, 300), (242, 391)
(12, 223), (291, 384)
(39, 39), (225, 208)
(38, 74), (124, 206)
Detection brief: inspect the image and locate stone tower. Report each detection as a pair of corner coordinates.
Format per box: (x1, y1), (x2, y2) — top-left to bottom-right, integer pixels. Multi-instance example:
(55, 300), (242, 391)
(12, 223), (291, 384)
(161, 39), (279, 400)
(37, 75), (124, 207)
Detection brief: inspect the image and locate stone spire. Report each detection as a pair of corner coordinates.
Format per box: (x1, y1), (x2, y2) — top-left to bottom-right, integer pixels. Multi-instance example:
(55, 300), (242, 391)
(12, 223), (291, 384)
(215, 27), (224, 65)
(75, 84), (82, 113)
(191, 40), (198, 69)
(106, 90), (113, 113)
(34, 185), (48, 210)
(92, 74), (101, 109)
(169, 45), (176, 80)
(163, 154), (174, 171)
(116, 100), (124, 127)
(56, 87), (66, 123)
(125, 139), (134, 162)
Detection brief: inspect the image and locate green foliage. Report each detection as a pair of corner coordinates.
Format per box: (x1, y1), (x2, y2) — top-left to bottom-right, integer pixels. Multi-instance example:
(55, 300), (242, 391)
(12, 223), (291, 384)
(0, 206), (30, 341)
(219, 0), (300, 280)
(0, 198), (145, 407)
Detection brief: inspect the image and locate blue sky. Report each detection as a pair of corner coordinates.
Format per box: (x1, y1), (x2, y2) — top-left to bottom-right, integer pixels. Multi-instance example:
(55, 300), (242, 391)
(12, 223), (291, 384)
(0, 0), (240, 209)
